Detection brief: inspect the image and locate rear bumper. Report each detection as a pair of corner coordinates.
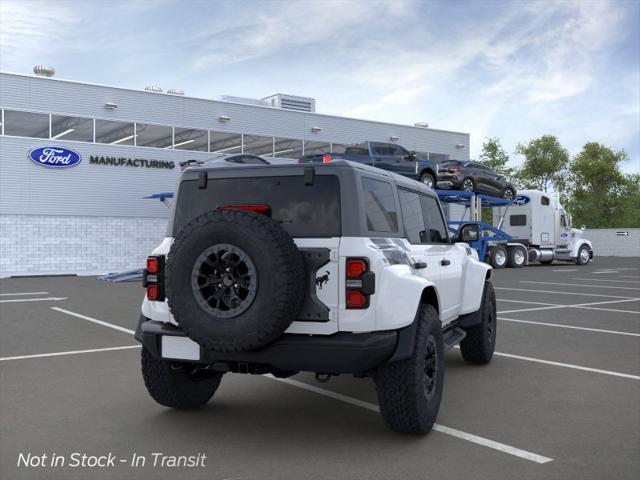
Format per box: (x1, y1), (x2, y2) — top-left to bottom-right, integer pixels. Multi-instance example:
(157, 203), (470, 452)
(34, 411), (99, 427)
(135, 315), (398, 375)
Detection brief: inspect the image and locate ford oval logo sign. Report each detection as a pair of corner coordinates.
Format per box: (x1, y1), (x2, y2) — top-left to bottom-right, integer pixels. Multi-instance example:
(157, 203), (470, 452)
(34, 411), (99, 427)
(514, 195), (530, 206)
(28, 146), (82, 168)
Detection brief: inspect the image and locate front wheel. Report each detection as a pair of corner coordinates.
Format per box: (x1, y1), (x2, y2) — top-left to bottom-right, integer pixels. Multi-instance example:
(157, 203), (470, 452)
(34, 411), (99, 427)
(374, 304), (444, 434)
(502, 188), (515, 201)
(460, 281), (496, 364)
(141, 347), (223, 409)
(419, 172), (435, 189)
(576, 245), (591, 265)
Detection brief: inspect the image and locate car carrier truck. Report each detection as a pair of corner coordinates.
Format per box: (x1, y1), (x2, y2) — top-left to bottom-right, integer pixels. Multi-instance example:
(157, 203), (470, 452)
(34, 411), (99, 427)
(493, 190), (593, 266)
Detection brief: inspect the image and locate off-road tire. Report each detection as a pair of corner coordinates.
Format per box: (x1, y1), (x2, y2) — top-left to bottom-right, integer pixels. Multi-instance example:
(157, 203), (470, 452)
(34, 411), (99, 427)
(166, 209), (305, 352)
(489, 245), (508, 269)
(141, 346), (223, 409)
(374, 304), (444, 434)
(460, 281), (496, 364)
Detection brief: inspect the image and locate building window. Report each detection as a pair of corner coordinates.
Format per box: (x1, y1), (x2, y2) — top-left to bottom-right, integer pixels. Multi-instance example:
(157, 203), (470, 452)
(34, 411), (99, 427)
(51, 114), (93, 142)
(174, 127), (208, 151)
(210, 131), (243, 154)
(3, 110), (49, 138)
(361, 177), (398, 233)
(273, 137), (303, 158)
(331, 144), (348, 154)
(244, 134), (274, 156)
(95, 119), (135, 145)
(135, 123), (173, 148)
(304, 140), (331, 156)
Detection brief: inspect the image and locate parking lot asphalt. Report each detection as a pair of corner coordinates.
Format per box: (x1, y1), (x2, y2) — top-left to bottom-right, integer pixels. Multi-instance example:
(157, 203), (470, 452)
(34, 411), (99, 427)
(1, 257), (639, 480)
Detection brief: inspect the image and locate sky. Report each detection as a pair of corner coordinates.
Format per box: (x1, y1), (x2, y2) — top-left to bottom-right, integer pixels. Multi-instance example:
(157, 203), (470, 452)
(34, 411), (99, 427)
(1, 0), (639, 173)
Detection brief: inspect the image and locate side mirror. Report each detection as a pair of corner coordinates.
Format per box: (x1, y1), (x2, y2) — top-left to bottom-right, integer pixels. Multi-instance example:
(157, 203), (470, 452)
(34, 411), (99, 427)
(405, 151), (417, 161)
(458, 223), (480, 242)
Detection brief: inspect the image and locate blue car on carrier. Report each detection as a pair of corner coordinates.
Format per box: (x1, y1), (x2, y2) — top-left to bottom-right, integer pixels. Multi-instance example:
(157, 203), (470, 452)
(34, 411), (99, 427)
(300, 141), (439, 189)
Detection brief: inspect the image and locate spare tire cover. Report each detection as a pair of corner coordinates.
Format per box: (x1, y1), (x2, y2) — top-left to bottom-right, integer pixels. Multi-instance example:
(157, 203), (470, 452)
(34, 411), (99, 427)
(166, 209), (305, 352)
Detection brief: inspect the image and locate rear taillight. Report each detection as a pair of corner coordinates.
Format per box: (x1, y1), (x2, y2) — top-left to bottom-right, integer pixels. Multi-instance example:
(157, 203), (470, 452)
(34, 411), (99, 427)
(345, 257), (375, 309)
(322, 153), (332, 163)
(220, 204), (271, 215)
(143, 255), (165, 301)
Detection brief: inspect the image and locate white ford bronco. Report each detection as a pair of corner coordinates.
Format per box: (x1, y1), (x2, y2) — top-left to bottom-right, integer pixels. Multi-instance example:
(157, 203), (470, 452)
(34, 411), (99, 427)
(136, 160), (496, 434)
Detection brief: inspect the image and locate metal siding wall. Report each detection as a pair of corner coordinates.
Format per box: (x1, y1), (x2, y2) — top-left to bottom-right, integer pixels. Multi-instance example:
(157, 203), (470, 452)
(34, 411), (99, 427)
(1, 72), (470, 158)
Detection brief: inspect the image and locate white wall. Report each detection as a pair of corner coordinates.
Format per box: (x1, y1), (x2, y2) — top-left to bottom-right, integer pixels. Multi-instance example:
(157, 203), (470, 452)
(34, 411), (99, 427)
(584, 228), (640, 257)
(0, 214), (167, 277)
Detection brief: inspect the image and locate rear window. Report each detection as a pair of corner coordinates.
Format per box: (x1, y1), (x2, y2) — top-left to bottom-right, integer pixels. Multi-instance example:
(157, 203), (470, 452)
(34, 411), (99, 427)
(173, 175), (341, 237)
(345, 144), (369, 156)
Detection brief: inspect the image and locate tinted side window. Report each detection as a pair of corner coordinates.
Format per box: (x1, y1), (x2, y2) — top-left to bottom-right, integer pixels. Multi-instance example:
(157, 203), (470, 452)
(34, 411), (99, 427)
(373, 144), (394, 156)
(510, 214), (527, 226)
(399, 189), (426, 244)
(420, 195), (449, 243)
(361, 178), (398, 233)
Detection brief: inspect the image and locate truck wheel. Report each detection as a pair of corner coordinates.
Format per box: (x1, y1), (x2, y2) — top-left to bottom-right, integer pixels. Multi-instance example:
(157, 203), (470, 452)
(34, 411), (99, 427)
(460, 281), (496, 364)
(489, 245), (508, 269)
(141, 346), (223, 409)
(507, 246), (526, 268)
(419, 172), (435, 189)
(166, 209), (305, 352)
(576, 245), (591, 265)
(374, 304), (444, 434)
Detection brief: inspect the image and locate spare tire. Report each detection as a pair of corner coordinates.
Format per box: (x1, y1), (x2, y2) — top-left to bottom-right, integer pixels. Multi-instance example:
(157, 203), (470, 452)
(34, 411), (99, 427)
(166, 209), (305, 352)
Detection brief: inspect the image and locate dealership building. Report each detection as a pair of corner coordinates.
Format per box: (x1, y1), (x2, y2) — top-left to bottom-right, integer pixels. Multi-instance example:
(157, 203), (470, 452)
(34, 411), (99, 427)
(0, 69), (470, 277)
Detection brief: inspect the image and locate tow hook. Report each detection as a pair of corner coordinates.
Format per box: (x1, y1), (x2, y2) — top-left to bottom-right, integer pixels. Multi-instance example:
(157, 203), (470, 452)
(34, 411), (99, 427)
(315, 373), (332, 383)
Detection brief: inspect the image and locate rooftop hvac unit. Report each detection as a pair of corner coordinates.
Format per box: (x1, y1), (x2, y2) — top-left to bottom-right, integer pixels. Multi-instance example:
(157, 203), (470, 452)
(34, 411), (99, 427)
(33, 65), (55, 77)
(167, 88), (185, 95)
(262, 94), (316, 113)
(144, 85), (163, 93)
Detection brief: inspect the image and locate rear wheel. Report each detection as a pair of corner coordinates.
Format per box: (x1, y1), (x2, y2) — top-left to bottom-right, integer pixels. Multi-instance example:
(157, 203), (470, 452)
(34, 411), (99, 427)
(460, 281), (496, 364)
(419, 172), (435, 189)
(507, 245), (526, 268)
(374, 304), (444, 434)
(489, 245), (508, 269)
(462, 178), (475, 192)
(141, 347), (223, 409)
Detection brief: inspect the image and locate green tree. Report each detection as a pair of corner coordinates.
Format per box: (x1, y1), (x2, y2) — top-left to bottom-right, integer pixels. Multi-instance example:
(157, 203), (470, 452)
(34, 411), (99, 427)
(479, 137), (514, 177)
(515, 135), (569, 193)
(619, 174), (640, 227)
(566, 142), (629, 228)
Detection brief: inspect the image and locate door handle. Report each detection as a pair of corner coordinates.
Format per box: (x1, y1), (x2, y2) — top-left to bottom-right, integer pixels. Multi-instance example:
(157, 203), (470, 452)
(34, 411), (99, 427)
(441, 259), (451, 266)
(413, 262), (427, 269)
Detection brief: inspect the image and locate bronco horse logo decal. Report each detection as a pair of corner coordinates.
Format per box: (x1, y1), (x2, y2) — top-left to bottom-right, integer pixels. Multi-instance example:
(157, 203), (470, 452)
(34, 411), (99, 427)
(315, 271), (330, 290)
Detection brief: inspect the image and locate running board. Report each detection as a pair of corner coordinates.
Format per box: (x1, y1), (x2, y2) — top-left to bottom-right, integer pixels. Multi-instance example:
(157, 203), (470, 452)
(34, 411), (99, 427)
(443, 327), (467, 352)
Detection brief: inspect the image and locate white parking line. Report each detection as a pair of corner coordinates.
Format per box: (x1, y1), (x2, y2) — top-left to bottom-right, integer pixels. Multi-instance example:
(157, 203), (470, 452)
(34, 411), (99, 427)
(0, 345), (141, 361)
(0, 291), (49, 296)
(572, 278), (640, 284)
(593, 270), (620, 274)
(575, 306), (640, 315)
(498, 297), (640, 314)
(51, 307), (135, 335)
(492, 352), (640, 381)
(521, 281), (640, 291)
(495, 287), (636, 299)
(497, 299), (558, 306)
(0, 297), (67, 303)
(552, 269), (578, 272)
(620, 275), (640, 279)
(498, 317), (640, 337)
(267, 376), (553, 464)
